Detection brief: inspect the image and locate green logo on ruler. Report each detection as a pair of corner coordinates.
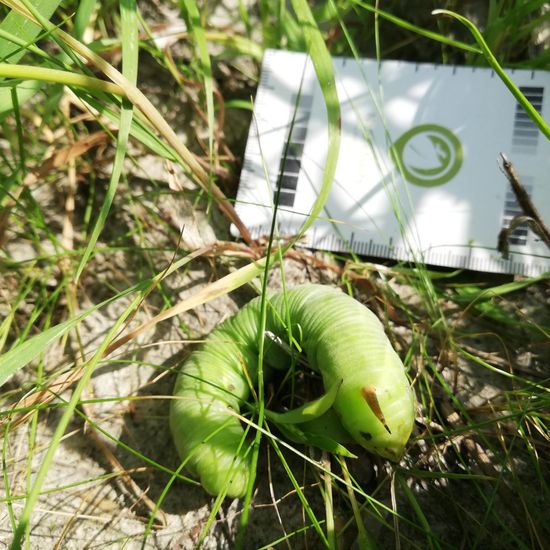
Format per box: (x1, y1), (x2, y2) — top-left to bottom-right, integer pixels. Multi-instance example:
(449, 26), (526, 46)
(392, 124), (463, 187)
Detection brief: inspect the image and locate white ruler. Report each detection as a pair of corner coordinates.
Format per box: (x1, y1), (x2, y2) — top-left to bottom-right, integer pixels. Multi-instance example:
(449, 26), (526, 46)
(233, 49), (550, 276)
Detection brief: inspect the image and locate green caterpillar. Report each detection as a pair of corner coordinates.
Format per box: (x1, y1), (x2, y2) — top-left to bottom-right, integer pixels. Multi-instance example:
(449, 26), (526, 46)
(170, 284), (415, 498)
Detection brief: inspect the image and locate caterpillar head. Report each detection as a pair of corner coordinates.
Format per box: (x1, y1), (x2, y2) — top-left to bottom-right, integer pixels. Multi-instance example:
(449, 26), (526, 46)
(336, 380), (415, 461)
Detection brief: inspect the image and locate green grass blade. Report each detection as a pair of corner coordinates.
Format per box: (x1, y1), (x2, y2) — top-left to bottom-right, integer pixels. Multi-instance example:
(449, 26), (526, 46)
(79, 92), (178, 161)
(398, 475), (440, 550)
(236, 2), (341, 545)
(179, 0), (215, 161)
(74, 0), (139, 282)
(433, 9), (550, 140)
(205, 30), (263, 60)
(352, 0), (482, 54)
(9, 293), (142, 549)
(2, 421), (16, 532)
(72, 0), (96, 41)
(0, 0), (61, 114)
(267, 428), (330, 547)
(0, 27), (49, 62)
(290, 0), (341, 239)
(0, 0), (59, 63)
(0, 284), (140, 388)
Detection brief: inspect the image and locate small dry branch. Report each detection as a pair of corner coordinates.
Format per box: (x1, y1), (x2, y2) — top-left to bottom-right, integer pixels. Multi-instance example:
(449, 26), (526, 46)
(497, 153), (550, 258)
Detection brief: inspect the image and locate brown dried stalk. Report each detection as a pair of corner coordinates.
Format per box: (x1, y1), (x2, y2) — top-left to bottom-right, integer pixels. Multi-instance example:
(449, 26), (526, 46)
(497, 153), (550, 259)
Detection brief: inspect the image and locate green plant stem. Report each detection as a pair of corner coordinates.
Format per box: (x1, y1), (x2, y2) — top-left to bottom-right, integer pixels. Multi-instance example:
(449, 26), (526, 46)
(0, 62), (125, 96)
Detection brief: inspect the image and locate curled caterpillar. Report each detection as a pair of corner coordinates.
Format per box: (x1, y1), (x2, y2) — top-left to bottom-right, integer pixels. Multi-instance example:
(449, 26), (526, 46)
(170, 284), (415, 497)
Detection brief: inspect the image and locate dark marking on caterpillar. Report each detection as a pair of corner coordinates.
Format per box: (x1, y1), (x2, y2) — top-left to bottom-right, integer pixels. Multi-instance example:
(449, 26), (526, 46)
(170, 284), (415, 497)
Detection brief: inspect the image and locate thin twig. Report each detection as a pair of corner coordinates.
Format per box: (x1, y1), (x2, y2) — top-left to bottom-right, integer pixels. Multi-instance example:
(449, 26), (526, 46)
(498, 153), (550, 258)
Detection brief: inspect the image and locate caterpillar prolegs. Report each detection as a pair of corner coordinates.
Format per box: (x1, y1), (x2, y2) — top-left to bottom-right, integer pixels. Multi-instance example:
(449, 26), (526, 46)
(170, 284), (415, 497)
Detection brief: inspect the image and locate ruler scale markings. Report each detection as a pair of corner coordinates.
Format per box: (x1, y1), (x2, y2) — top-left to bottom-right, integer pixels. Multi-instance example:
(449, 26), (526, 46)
(505, 85), (540, 244)
(273, 94), (313, 208)
(233, 51), (550, 275)
(512, 86), (543, 152)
